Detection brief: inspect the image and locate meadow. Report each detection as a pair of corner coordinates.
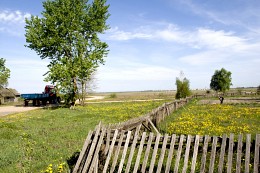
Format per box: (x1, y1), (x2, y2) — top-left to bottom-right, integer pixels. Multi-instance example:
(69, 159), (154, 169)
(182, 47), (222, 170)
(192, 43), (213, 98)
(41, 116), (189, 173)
(158, 99), (260, 137)
(0, 100), (167, 173)
(1, 89), (259, 172)
(90, 90), (176, 101)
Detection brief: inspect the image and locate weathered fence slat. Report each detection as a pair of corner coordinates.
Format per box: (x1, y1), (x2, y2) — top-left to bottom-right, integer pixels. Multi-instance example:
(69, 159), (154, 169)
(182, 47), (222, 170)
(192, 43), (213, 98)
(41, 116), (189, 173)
(235, 134), (243, 173)
(89, 128), (106, 172)
(218, 134), (227, 173)
(254, 134), (260, 173)
(104, 128), (111, 154)
(245, 134), (251, 173)
(209, 136), (218, 173)
(125, 124), (141, 173)
(191, 135), (200, 173)
(82, 124), (102, 172)
(110, 131), (125, 173)
(73, 130), (93, 173)
(102, 129), (118, 173)
(174, 135), (184, 173)
(133, 132), (146, 173)
(165, 134), (176, 173)
(149, 133), (161, 173)
(118, 131), (132, 173)
(141, 132), (154, 172)
(182, 135), (192, 173)
(227, 133), (234, 173)
(156, 134), (168, 173)
(200, 135), (210, 172)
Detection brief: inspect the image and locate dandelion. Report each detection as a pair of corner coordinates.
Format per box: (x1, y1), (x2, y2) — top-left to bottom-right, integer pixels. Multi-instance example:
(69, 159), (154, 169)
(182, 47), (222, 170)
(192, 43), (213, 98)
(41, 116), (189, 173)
(57, 162), (65, 173)
(166, 102), (260, 136)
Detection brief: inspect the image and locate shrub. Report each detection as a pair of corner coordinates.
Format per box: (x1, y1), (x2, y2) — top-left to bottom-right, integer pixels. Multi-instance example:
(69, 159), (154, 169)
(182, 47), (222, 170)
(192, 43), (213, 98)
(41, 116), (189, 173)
(109, 93), (117, 98)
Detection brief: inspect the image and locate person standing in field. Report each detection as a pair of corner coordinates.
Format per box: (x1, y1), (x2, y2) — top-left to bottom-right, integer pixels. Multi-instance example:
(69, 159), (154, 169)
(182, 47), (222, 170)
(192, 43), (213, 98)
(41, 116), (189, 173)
(219, 96), (224, 104)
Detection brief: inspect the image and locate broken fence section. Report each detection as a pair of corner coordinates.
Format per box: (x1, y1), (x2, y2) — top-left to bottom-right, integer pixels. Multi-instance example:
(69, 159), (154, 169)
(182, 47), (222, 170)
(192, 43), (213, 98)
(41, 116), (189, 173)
(73, 124), (260, 173)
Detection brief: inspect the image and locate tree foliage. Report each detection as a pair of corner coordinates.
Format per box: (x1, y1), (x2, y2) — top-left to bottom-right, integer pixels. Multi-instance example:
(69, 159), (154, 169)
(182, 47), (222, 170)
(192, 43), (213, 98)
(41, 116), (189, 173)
(175, 71), (191, 99)
(210, 68), (232, 93)
(0, 58), (10, 88)
(257, 85), (260, 95)
(25, 0), (110, 103)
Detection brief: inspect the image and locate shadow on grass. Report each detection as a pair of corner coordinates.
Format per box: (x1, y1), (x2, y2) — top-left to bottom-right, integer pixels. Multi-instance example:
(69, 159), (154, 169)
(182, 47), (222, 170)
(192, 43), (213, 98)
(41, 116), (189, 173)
(67, 151), (80, 172)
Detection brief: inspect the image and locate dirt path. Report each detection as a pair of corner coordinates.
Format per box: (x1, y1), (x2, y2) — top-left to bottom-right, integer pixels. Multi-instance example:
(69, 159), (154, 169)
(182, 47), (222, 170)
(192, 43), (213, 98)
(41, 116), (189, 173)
(0, 96), (105, 117)
(85, 96), (105, 101)
(0, 105), (41, 117)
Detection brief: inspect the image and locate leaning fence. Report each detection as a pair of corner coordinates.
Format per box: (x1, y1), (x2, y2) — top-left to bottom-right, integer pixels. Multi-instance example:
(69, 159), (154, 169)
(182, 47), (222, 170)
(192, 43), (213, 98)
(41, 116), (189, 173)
(73, 123), (260, 173)
(73, 94), (260, 172)
(104, 97), (192, 133)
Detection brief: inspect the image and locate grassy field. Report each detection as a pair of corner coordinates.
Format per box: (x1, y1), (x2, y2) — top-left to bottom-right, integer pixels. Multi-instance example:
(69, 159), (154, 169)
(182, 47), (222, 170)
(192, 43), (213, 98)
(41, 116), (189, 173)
(158, 99), (260, 137)
(89, 87), (258, 101)
(90, 90), (176, 101)
(0, 100), (167, 173)
(1, 88), (259, 172)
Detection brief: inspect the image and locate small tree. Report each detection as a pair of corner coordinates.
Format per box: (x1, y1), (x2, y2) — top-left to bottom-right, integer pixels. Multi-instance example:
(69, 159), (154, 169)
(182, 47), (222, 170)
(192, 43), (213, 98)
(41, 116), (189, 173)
(210, 68), (232, 93)
(0, 58), (10, 88)
(77, 70), (97, 105)
(257, 85), (260, 95)
(175, 71), (191, 99)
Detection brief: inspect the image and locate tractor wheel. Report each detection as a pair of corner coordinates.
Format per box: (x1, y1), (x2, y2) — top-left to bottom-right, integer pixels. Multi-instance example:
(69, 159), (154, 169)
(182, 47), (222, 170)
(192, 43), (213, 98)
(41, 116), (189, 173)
(57, 96), (61, 104)
(33, 100), (36, 106)
(24, 100), (29, 106)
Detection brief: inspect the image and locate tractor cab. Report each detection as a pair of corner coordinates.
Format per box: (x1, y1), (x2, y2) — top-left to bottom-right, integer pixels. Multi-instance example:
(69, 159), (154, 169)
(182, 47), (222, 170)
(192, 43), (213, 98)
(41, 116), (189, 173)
(44, 85), (60, 103)
(44, 85), (56, 94)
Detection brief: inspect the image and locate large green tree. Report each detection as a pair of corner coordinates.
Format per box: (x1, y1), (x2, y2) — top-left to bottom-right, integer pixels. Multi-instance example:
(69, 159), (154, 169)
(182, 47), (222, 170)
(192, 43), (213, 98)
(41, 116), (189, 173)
(175, 71), (191, 99)
(210, 68), (232, 93)
(0, 58), (10, 88)
(25, 0), (110, 103)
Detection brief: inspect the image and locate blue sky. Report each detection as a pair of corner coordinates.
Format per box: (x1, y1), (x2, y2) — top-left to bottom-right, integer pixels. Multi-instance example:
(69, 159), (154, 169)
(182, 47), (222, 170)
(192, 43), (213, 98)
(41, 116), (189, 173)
(0, 0), (260, 93)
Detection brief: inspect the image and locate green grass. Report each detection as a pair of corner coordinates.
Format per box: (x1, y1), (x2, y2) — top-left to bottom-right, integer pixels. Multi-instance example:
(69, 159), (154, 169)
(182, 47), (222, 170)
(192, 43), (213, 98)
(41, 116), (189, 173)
(158, 100), (260, 136)
(0, 100), (166, 173)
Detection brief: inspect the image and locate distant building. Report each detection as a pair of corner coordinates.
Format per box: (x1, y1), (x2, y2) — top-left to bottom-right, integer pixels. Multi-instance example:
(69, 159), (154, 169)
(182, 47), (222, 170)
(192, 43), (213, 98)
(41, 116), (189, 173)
(0, 88), (20, 104)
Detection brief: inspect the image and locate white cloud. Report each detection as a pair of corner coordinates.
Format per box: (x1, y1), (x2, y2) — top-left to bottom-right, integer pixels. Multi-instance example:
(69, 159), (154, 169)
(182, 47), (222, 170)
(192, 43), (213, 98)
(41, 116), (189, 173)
(106, 24), (252, 52)
(155, 24), (186, 43)
(155, 26), (250, 51)
(106, 27), (152, 41)
(0, 10), (31, 37)
(0, 10), (30, 24)
(103, 20), (260, 72)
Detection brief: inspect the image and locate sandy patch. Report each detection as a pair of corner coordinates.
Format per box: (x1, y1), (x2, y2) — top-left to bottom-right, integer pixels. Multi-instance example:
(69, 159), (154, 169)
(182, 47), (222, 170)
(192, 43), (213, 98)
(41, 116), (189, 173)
(0, 106), (41, 117)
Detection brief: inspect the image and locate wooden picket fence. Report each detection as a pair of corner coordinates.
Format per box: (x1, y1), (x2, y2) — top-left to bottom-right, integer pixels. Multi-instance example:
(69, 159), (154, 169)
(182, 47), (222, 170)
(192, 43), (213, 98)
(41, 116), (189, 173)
(73, 123), (260, 173)
(105, 98), (192, 133)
